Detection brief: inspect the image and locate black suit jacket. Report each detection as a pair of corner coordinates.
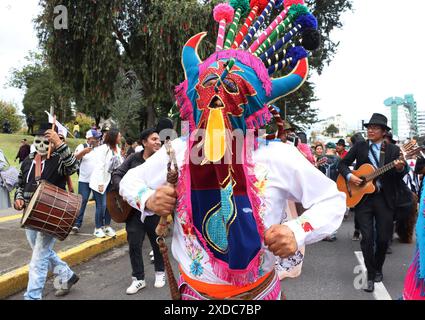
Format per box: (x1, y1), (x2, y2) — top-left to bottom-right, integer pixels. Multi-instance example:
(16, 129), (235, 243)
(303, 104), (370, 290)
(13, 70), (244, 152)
(338, 140), (408, 210)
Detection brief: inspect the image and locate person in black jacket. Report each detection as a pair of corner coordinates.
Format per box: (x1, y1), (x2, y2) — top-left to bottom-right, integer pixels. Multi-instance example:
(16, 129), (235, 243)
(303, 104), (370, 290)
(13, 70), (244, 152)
(15, 139), (31, 163)
(112, 128), (165, 294)
(338, 113), (408, 293)
(14, 123), (80, 300)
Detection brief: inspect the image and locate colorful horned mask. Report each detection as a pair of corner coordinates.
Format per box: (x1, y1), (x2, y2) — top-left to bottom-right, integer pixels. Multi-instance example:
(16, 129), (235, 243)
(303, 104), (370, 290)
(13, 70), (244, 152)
(176, 0), (320, 162)
(174, 0), (320, 286)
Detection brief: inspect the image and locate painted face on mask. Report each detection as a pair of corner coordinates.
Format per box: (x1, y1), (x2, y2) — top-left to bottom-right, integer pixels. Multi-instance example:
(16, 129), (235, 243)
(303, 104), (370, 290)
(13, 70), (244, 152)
(33, 136), (50, 156)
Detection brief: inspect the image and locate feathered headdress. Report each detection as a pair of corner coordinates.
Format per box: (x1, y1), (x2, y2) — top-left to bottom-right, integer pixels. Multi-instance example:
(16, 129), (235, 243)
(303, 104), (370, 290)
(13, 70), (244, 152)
(174, 0), (321, 286)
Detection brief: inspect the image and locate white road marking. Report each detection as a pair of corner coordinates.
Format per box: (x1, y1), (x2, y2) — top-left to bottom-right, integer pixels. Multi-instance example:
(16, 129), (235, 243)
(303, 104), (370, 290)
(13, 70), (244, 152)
(354, 251), (392, 300)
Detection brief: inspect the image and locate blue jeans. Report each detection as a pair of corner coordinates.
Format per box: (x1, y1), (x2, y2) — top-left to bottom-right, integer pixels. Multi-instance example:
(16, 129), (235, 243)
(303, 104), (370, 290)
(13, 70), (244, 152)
(24, 229), (74, 300)
(75, 182), (92, 228)
(93, 189), (111, 229)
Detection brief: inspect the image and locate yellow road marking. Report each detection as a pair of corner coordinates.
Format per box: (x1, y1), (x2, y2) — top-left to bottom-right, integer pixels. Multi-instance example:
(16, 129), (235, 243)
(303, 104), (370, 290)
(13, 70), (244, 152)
(0, 214), (21, 223)
(0, 229), (127, 299)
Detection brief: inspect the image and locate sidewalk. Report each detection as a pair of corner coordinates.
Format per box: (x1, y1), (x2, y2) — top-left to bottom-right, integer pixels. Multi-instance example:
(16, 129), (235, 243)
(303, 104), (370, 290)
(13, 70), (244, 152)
(0, 203), (126, 299)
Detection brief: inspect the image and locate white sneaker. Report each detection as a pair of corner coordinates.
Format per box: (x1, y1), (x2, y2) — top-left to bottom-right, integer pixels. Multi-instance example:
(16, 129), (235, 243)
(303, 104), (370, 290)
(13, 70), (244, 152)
(149, 250), (154, 257)
(93, 228), (106, 238)
(104, 226), (116, 237)
(154, 272), (166, 288)
(150, 256), (155, 264)
(126, 277), (146, 295)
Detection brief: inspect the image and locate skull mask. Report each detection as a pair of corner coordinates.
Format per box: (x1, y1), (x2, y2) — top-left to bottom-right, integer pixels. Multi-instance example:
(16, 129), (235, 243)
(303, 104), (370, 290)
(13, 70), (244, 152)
(33, 136), (50, 156)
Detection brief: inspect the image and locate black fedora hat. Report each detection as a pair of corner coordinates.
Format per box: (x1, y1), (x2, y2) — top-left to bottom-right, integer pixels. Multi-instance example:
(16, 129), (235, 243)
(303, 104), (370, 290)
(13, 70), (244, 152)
(363, 113), (391, 131)
(34, 122), (58, 136)
(336, 138), (347, 147)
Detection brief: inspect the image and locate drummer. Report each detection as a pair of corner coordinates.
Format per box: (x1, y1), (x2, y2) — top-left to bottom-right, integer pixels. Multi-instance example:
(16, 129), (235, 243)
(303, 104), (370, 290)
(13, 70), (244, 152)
(14, 122), (80, 300)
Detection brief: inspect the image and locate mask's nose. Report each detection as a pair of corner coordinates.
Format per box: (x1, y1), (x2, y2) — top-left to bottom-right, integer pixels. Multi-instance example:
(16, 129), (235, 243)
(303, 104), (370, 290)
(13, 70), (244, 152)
(210, 96), (224, 109)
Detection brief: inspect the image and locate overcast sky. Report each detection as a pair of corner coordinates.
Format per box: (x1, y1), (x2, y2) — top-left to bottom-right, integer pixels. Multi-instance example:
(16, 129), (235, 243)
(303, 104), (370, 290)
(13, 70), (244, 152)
(1, 0), (424, 130)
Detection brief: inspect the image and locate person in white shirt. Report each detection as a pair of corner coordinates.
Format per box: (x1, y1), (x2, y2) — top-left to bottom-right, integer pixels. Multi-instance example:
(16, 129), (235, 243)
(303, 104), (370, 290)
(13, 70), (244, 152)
(120, 137), (346, 299)
(72, 129), (101, 233)
(89, 129), (123, 238)
(134, 141), (144, 153)
(118, 2), (343, 300)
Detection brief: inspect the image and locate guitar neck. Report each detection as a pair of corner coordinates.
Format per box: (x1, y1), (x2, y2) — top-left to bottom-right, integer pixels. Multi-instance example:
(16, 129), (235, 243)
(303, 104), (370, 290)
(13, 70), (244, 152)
(365, 161), (396, 182)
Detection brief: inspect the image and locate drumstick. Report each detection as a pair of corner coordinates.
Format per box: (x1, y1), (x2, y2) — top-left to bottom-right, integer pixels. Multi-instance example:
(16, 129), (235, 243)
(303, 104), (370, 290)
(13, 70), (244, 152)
(47, 115), (56, 160)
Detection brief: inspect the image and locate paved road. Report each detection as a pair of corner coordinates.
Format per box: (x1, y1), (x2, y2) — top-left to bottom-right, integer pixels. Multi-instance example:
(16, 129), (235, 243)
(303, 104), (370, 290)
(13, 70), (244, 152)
(0, 203), (122, 275)
(8, 213), (415, 300)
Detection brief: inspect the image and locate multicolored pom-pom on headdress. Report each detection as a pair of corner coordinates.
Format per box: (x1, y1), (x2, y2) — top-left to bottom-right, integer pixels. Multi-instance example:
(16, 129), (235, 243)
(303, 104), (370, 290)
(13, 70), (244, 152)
(176, 0), (320, 157)
(174, 0), (320, 287)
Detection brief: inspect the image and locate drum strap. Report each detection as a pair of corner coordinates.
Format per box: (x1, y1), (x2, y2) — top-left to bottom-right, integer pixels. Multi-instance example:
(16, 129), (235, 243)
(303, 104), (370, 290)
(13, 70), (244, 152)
(34, 153), (42, 185)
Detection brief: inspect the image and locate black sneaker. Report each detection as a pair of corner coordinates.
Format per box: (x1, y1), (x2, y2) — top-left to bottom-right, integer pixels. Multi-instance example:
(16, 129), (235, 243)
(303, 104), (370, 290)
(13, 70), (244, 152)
(352, 231), (360, 241)
(364, 280), (375, 292)
(386, 246), (393, 254)
(55, 273), (79, 297)
(374, 272), (383, 283)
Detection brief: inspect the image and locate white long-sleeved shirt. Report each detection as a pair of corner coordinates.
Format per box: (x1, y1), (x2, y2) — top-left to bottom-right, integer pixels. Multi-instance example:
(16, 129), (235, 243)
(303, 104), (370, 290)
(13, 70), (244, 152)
(89, 144), (122, 194)
(119, 137), (346, 285)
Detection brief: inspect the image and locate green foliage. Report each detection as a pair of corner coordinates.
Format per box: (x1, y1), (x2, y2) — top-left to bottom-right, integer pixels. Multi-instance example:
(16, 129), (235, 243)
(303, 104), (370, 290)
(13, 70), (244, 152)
(273, 81), (319, 131)
(305, 0), (353, 75)
(7, 51), (73, 125)
(0, 101), (23, 133)
(108, 69), (143, 140)
(36, 0), (121, 121)
(65, 112), (96, 138)
(325, 124), (339, 137)
(34, 0), (352, 130)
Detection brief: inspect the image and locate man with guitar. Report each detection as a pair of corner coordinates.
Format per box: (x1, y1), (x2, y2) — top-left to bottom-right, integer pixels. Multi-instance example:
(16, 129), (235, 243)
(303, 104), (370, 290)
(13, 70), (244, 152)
(338, 113), (408, 293)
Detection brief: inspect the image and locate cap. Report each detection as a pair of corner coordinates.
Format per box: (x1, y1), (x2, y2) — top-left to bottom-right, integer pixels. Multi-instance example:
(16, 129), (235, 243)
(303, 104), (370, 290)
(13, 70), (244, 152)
(325, 142), (336, 149)
(86, 129), (101, 139)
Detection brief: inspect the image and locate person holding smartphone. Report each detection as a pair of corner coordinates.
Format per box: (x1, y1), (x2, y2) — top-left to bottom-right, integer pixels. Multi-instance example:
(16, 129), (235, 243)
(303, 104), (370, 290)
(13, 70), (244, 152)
(72, 129), (101, 233)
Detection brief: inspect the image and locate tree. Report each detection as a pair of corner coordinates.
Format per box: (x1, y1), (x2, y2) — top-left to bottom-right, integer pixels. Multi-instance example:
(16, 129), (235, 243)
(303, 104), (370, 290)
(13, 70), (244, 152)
(274, 0), (353, 128)
(325, 124), (339, 137)
(108, 69), (143, 139)
(35, 0), (219, 127)
(0, 100), (23, 133)
(35, 0), (352, 128)
(8, 51), (73, 125)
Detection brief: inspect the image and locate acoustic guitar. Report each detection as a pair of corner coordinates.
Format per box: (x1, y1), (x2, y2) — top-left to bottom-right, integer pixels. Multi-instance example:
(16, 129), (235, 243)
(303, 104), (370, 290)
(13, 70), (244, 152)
(336, 141), (423, 208)
(106, 190), (133, 223)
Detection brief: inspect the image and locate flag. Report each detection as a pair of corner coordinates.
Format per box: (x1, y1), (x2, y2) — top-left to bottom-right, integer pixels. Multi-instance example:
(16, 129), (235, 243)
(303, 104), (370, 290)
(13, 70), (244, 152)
(45, 111), (68, 138)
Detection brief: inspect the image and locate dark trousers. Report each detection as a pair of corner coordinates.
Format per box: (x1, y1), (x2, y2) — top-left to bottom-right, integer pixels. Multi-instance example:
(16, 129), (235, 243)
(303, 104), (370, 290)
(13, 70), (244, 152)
(354, 213), (360, 231)
(125, 212), (164, 280)
(355, 192), (394, 279)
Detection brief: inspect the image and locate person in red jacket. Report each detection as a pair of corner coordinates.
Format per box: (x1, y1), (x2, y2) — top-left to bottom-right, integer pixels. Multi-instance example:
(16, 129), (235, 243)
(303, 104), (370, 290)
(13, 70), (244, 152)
(336, 139), (348, 159)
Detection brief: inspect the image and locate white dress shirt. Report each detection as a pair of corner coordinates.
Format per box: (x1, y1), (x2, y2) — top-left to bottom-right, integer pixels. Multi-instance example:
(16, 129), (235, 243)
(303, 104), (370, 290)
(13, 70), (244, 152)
(120, 137), (346, 285)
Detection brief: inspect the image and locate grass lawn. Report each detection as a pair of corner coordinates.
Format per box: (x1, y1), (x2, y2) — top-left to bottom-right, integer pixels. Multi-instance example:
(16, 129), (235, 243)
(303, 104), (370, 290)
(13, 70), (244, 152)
(0, 133), (86, 194)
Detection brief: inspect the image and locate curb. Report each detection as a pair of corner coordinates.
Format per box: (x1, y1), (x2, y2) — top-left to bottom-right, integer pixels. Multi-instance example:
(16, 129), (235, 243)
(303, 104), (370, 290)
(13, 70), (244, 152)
(0, 229), (127, 299)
